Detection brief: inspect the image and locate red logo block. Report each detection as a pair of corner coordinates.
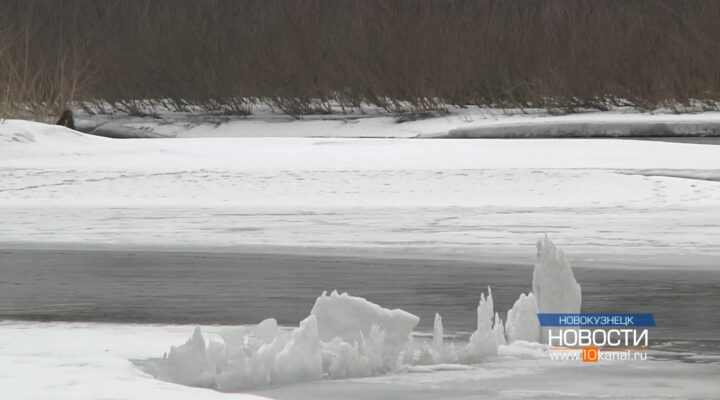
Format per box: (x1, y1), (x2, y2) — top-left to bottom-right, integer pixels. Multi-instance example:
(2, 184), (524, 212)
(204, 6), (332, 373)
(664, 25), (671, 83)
(583, 346), (599, 362)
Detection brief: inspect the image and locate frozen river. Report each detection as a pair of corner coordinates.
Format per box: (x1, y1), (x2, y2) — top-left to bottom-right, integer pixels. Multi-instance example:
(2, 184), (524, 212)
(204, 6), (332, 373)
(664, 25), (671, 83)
(2, 122), (720, 398)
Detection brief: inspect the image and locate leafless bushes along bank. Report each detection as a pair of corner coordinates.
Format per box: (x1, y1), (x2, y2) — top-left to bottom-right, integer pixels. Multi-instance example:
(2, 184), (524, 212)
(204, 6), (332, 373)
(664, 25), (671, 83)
(1, 0), (720, 120)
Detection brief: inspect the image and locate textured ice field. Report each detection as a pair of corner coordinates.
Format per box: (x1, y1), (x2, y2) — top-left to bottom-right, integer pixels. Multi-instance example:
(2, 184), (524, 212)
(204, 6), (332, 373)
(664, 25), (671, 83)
(2, 321), (718, 400)
(1, 120), (719, 266)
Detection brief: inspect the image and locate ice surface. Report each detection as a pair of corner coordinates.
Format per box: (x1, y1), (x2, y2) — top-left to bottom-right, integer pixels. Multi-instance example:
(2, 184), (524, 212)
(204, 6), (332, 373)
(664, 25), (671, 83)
(3, 321), (718, 400)
(148, 238), (590, 391)
(493, 313), (507, 346)
(221, 318), (278, 352)
(461, 287), (498, 363)
(152, 291), (422, 390)
(3, 120), (720, 265)
(255, 318), (279, 343)
(151, 287), (515, 390)
(505, 292), (540, 343)
(532, 236), (582, 314)
(322, 323), (385, 378)
(155, 316), (324, 391)
(532, 236), (582, 342)
(416, 342), (440, 365)
(212, 319), (281, 390)
(2, 119), (719, 398)
(415, 313), (459, 365)
(162, 327), (215, 387)
(271, 315), (323, 385)
(432, 313), (443, 353)
(311, 290), (419, 369)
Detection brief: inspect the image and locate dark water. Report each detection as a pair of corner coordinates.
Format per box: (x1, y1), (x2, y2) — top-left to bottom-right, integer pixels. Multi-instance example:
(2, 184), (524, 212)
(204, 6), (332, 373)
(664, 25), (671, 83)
(632, 136), (720, 145)
(1, 248), (719, 343)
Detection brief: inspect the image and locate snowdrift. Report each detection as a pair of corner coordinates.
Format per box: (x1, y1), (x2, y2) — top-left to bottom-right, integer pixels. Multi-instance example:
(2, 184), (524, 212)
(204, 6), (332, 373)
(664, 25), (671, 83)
(146, 237), (582, 392)
(0, 119), (109, 162)
(0, 119), (103, 146)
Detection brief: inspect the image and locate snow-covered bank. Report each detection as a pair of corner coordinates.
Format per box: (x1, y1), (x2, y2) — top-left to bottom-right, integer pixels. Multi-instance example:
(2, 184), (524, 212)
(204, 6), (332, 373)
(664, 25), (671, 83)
(72, 107), (720, 139)
(0, 321), (272, 400)
(444, 113), (720, 138)
(2, 119), (720, 265)
(5, 119), (720, 171)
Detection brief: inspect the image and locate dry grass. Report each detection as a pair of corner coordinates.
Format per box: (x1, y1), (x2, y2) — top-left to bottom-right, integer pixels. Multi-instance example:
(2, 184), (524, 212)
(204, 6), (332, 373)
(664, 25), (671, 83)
(2, 0), (720, 119)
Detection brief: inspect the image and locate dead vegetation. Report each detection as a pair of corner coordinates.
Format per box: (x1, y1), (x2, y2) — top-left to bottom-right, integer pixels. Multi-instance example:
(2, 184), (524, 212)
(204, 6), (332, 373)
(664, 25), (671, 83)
(1, 0), (720, 120)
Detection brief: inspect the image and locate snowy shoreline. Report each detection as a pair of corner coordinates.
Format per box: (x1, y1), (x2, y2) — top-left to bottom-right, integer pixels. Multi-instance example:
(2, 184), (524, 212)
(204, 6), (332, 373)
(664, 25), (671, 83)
(2, 119), (720, 269)
(71, 107), (720, 139)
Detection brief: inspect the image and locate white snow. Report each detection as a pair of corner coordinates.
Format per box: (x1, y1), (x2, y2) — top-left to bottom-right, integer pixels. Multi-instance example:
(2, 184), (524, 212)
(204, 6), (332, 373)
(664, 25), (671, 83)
(532, 237), (582, 343)
(151, 316), (324, 391)
(270, 315), (323, 385)
(146, 291), (420, 391)
(150, 282), (522, 389)
(3, 120), (720, 171)
(0, 119), (106, 145)
(311, 290), (419, 369)
(155, 291), (463, 389)
(432, 313), (443, 353)
(0, 321), (271, 400)
(532, 236), (582, 314)
(505, 293), (540, 343)
(462, 287), (499, 362)
(1, 120), (720, 267)
(493, 313), (507, 346)
(322, 323), (386, 379)
(2, 320), (719, 400)
(415, 313), (458, 365)
(162, 326), (216, 387)
(147, 238), (584, 390)
(73, 107), (720, 139)
(2, 115), (719, 398)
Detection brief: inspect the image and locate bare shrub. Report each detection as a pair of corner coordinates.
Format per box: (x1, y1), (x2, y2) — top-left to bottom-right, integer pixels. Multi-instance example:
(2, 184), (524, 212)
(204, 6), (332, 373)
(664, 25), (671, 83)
(1, 0), (720, 119)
